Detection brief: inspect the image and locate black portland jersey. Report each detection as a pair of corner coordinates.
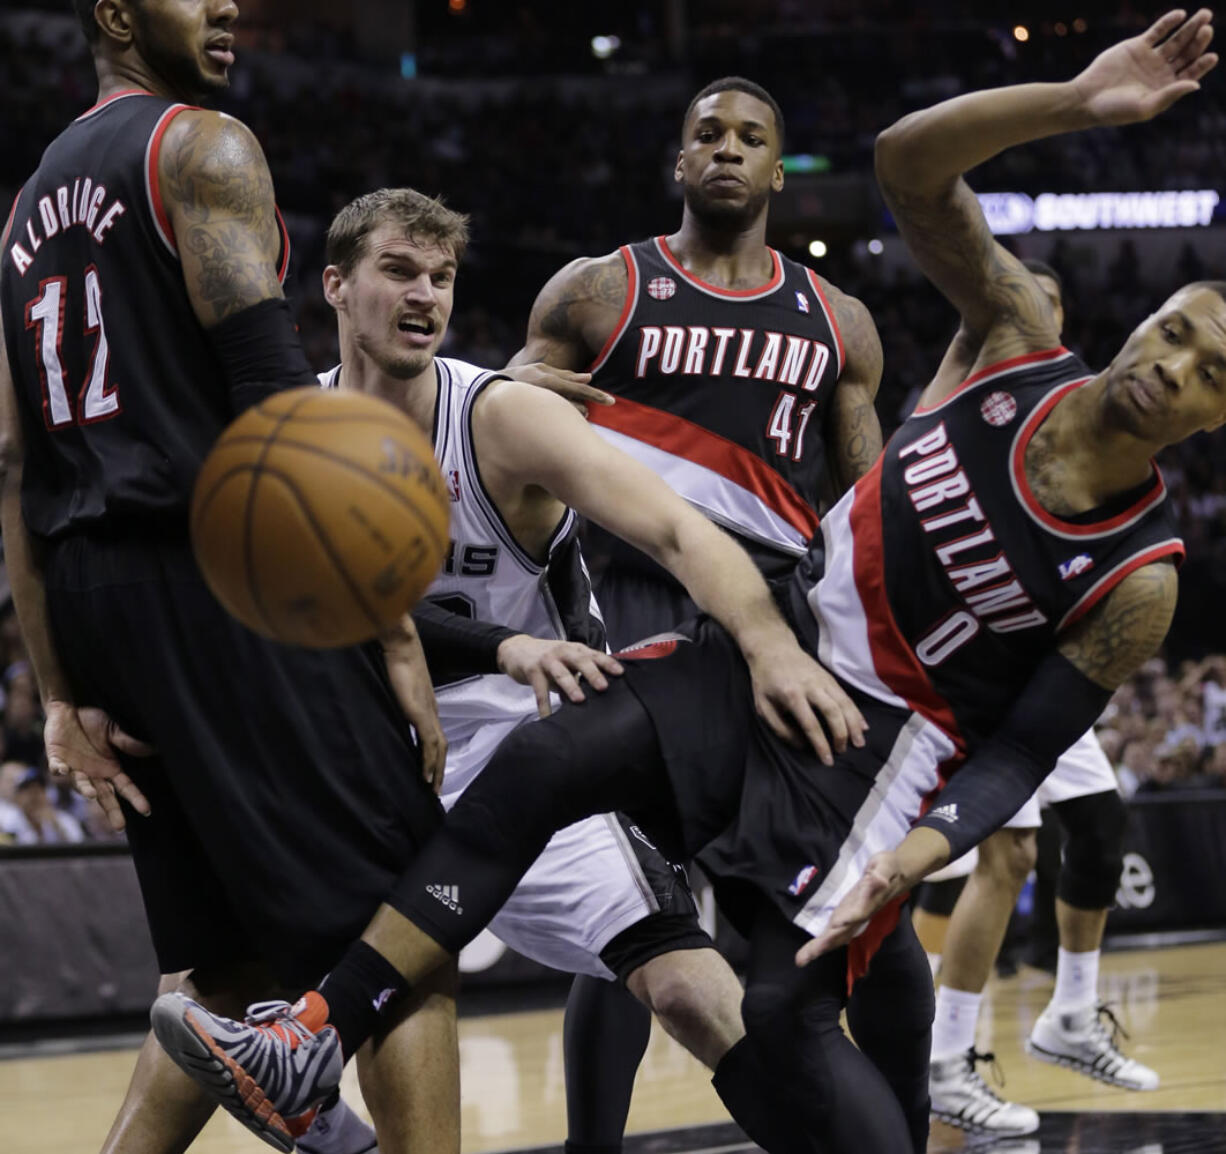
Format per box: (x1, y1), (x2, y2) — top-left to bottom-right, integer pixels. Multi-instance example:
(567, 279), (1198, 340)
(0, 90), (291, 539)
(587, 236), (843, 577)
(792, 347), (1184, 749)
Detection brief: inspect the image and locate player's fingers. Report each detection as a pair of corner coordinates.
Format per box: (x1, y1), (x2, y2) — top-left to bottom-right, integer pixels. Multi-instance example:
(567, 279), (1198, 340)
(1162, 7), (1212, 59)
(1178, 49), (1218, 80)
(594, 652), (624, 677)
(788, 698), (835, 766)
(808, 687), (849, 753)
(528, 668), (554, 718)
(90, 780), (128, 832)
(571, 653), (611, 692)
(70, 770), (98, 800)
(755, 696), (802, 749)
(547, 380), (615, 406)
(112, 772), (152, 817)
(544, 659), (586, 704)
(1144, 9), (1190, 47)
(109, 723), (156, 757)
(1169, 19), (1214, 71)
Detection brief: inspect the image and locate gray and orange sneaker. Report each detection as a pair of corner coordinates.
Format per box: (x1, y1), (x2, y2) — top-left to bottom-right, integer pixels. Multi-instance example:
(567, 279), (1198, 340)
(151, 991), (342, 1152)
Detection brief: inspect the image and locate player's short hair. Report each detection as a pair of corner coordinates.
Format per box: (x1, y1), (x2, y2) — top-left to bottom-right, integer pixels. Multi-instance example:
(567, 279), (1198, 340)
(683, 77), (785, 145)
(71, 0), (100, 44)
(1022, 259), (1062, 293)
(326, 188), (470, 276)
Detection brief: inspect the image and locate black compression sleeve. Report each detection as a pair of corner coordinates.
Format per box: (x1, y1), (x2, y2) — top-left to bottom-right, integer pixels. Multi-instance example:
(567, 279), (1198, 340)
(412, 599), (518, 680)
(206, 298), (317, 414)
(914, 653), (1114, 859)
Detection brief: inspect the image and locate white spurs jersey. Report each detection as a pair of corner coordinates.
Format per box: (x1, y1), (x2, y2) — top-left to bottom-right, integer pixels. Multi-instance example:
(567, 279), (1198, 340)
(320, 358), (605, 799)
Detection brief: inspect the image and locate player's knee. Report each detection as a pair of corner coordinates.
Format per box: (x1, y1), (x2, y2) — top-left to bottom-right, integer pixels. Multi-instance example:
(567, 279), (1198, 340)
(975, 827), (1036, 889)
(1055, 790), (1127, 909)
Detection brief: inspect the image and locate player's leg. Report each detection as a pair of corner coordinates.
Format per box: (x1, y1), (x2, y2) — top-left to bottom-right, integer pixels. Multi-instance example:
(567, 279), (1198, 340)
(562, 976), (651, 1154)
(353, 961), (459, 1154)
(928, 823), (1040, 1136)
(739, 903), (916, 1154)
(1026, 758), (1157, 1089)
(845, 910), (934, 1154)
(911, 851), (975, 977)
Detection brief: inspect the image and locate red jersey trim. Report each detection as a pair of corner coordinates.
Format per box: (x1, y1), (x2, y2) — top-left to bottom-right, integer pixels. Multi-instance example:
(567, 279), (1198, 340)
(913, 346), (1072, 416)
(1, 186), (22, 250)
(275, 206), (291, 285)
(144, 104), (194, 257)
(805, 268), (845, 378)
(654, 236), (783, 300)
(847, 895), (903, 993)
(848, 460), (964, 746)
(588, 246), (638, 372)
(1010, 380), (1167, 539)
(588, 394), (820, 538)
(74, 89), (151, 122)
(1057, 541), (1185, 632)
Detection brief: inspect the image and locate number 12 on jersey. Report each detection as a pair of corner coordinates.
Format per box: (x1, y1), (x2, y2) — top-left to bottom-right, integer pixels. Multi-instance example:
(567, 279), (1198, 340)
(767, 390), (816, 460)
(25, 265), (120, 429)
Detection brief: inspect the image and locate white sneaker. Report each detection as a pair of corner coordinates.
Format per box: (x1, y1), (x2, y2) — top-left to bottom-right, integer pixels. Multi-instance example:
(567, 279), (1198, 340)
(1025, 1002), (1160, 1090)
(298, 1093), (379, 1154)
(930, 1048), (1040, 1135)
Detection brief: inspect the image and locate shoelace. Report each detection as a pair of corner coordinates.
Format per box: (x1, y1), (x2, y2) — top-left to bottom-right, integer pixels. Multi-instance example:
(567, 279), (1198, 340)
(1093, 1002), (1131, 1049)
(967, 1047), (1008, 1090)
(244, 999), (317, 1047)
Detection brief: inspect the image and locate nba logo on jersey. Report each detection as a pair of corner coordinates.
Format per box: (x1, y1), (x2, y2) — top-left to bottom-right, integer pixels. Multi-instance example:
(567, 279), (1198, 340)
(787, 864), (819, 896)
(795, 291), (810, 313)
(448, 469), (461, 502)
(1059, 553), (1094, 580)
(646, 276), (677, 301)
(980, 390), (1018, 427)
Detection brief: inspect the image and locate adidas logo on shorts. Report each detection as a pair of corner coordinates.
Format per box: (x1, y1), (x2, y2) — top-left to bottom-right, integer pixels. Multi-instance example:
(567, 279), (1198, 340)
(930, 802), (959, 824)
(427, 884), (463, 914)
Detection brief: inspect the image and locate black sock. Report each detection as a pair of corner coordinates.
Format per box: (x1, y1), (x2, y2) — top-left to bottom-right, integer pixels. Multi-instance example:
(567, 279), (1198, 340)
(318, 940), (410, 1059)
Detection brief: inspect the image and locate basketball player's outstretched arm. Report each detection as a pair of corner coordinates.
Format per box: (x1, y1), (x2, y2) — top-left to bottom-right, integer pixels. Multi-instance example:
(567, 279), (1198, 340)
(875, 8), (1216, 364)
(0, 319), (152, 828)
(797, 559), (1178, 965)
(473, 381), (867, 763)
(820, 283), (884, 494)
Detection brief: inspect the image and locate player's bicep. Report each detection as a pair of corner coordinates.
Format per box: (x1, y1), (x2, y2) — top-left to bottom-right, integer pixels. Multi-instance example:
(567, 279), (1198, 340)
(824, 292), (883, 492)
(159, 111), (283, 327)
(1057, 561), (1179, 690)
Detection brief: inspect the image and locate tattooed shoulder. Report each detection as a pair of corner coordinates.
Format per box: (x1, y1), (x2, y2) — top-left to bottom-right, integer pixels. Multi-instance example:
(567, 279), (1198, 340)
(1059, 561), (1178, 689)
(159, 111), (282, 323)
(533, 252), (628, 345)
(823, 284), (883, 398)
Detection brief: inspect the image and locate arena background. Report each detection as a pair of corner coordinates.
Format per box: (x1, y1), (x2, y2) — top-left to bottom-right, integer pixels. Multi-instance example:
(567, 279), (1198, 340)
(2, 0), (1225, 1028)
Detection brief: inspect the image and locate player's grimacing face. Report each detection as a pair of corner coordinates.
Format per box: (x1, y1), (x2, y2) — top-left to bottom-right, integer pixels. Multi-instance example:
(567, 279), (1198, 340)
(1105, 286), (1226, 442)
(344, 224), (456, 381)
(676, 91), (783, 227)
(131, 0), (238, 98)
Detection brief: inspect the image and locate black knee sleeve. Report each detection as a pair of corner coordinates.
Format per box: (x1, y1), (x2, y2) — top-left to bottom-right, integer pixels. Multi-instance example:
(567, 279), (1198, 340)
(1053, 790), (1127, 910)
(913, 876), (967, 916)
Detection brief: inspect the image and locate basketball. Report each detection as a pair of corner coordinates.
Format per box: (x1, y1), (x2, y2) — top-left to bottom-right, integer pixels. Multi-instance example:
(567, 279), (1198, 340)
(191, 387), (450, 648)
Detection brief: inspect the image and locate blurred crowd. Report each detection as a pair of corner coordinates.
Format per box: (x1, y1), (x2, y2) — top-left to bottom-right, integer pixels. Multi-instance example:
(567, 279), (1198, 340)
(1, 2), (1226, 853)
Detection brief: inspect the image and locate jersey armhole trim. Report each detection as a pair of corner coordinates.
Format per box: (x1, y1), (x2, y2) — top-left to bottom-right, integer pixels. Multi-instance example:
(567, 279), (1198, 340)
(144, 103), (194, 257)
(1057, 541), (1185, 632)
(805, 268), (845, 377)
(1, 186), (22, 250)
(274, 206), (291, 285)
(913, 346), (1072, 416)
(587, 246), (637, 373)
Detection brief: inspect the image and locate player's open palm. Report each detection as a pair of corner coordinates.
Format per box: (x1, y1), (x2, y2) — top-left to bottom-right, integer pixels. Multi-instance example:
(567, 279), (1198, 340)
(1073, 8), (1217, 125)
(795, 851), (905, 967)
(748, 642), (867, 766)
(45, 702), (154, 831)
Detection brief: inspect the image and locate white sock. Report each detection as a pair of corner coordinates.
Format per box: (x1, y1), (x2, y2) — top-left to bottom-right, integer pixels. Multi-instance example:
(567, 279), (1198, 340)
(1051, 947), (1099, 1011)
(926, 952), (942, 979)
(931, 986), (982, 1060)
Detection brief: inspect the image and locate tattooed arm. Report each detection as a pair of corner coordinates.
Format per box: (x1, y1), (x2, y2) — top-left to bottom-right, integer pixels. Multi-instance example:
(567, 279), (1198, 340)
(797, 561), (1178, 963)
(508, 252), (630, 372)
(875, 9), (1215, 358)
(820, 282), (884, 495)
(159, 111), (284, 326)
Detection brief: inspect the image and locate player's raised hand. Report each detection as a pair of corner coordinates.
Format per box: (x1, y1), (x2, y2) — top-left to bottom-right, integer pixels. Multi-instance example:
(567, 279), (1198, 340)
(746, 642), (867, 765)
(1073, 8), (1217, 126)
(45, 702), (155, 831)
(497, 634), (625, 718)
(502, 362), (614, 417)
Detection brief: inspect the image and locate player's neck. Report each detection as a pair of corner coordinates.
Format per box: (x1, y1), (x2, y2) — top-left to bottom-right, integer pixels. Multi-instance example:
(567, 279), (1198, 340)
(665, 216), (773, 289)
(1041, 377), (1157, 501)
(340, 356), (439, 442)
(94, 55), (195, 106)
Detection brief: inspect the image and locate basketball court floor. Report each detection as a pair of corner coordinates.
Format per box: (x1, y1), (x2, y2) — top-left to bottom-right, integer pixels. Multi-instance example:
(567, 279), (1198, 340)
(2, 941), (1223, 1153)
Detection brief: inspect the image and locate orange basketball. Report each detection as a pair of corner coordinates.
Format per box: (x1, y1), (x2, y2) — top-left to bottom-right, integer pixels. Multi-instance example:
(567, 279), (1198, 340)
(191, 387), (450, 648)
